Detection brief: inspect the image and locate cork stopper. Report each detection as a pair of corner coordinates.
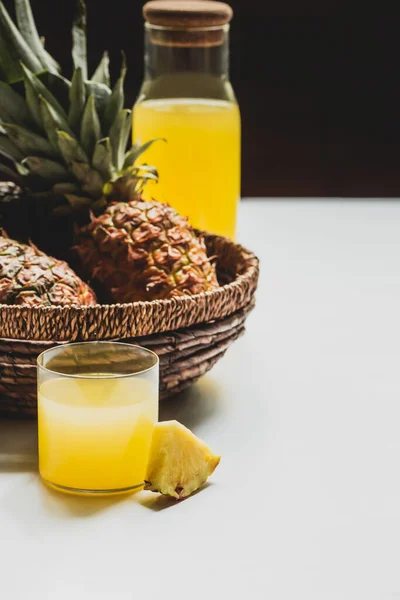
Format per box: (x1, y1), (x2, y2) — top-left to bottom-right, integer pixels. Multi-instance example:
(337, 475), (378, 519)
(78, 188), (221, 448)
(143, 1), (233, 29)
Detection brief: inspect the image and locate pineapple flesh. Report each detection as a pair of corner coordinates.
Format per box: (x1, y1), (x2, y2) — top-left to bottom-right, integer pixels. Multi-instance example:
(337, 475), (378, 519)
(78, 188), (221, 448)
(145, 420), (221, 500)
(0, 233), (96, 306)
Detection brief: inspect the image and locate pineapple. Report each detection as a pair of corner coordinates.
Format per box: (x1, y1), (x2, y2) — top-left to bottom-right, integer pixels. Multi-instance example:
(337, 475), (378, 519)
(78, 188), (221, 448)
(145, 420), (221, 500)
(0, 232), (96, 306)
(0, 0), (219, 300)
(76, 198), (218, 302)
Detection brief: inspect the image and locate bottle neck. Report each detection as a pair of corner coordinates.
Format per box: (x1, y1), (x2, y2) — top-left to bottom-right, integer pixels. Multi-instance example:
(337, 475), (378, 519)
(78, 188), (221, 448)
(143, 23), (230, 81)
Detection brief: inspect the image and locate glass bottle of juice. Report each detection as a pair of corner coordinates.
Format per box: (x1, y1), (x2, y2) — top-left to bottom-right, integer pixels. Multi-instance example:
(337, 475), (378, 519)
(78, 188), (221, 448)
(133, 0), (240, 239)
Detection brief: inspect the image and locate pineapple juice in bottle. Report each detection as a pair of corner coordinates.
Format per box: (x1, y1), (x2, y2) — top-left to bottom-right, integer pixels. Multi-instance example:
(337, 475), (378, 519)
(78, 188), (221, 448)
(134, 98), (240, 239)
(133, 2), (240, 239)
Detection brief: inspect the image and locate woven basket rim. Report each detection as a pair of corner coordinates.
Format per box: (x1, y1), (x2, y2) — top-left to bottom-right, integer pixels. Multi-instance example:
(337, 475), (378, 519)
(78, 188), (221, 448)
(0, 235), (257, 313)
(0, 273), (249, 312)
(0, 233), (259, 341)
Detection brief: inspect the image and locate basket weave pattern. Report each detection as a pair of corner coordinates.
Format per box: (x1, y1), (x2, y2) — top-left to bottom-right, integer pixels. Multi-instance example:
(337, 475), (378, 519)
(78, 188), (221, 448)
(0, 235), (259, 417)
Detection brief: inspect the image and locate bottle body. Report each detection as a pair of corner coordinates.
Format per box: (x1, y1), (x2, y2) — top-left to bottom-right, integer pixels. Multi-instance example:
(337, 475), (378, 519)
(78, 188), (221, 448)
(133, 24), (240, 239)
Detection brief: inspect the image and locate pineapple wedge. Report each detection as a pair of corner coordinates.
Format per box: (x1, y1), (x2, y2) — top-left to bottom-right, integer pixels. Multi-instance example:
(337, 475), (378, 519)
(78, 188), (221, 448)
(144, 421), (221, 500)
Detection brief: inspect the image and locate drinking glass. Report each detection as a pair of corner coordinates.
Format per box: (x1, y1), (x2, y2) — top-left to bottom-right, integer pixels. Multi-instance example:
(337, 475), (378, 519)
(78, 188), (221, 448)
(37, 342), (159, 496)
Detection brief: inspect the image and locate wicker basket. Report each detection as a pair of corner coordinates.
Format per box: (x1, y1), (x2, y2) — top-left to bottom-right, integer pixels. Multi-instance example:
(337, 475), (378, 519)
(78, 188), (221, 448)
(0, 234), (259, 417)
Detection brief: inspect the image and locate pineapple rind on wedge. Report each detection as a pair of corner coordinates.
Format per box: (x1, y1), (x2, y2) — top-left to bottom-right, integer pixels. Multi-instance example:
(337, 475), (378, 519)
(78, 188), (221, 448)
(144, 420), (221, 499)
(0, 0), (158, 225)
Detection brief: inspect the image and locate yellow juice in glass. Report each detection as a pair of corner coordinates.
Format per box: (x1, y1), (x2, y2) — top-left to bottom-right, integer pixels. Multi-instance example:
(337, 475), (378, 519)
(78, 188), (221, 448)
(38, 375), (158, 494)
(133, 98), (241, 239)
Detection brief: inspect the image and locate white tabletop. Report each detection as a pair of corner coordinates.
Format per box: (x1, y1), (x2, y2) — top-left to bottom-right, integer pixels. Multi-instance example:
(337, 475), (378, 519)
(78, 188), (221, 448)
(1, 199), (400, 599)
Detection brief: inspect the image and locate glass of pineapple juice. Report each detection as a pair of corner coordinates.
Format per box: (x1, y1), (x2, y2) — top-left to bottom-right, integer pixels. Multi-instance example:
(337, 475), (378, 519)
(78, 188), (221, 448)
(37, 342), (159, 496)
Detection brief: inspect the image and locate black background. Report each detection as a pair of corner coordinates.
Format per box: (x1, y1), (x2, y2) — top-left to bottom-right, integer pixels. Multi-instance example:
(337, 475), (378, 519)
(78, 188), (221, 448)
(3, 0), (400, 197)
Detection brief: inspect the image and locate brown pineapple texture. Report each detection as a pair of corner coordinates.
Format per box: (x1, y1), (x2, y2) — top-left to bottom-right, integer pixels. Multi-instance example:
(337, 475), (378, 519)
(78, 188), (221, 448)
(75, 198), (219, 303)
(0, 235), (96, 307)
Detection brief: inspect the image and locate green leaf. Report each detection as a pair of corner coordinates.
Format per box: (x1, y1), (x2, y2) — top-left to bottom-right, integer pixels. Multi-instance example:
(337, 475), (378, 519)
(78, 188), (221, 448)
(23, 72), (42, 128)
(39, 96), (73, 153)
(0, 35), (23, 83)
(123, 138), (164, 169)
(0, 133), (24, 161)
(109, 109), (132, 172)
(0, 81), (31, 125)
(39, 98), (58, 150)
(2, 123), (56, 157)
(14, 0), (60, 74)
(103, 56), (126, 131)
(14, 160), (30, 176)
(80, 95), (101, 157)
(53, 193), (92, 216)
(0, 163), (23, 183)
(52, 182), (80, 195)
(40, 95), (72, 134)
(21, 63), (68, 130)
(38, 35), (60, 77)
(132, 168), (158, 182)
(72, 0), (87, 81)
(64, 193), (92, 213)
(0, 1), (42, 75)
(57, 130), (88, 165)
(92, 51), (110, 87)
(41, 72), (71, 110)
(132, 164), (158, 176)
(68, 67), (86, 133)
(92, 137), (115, 181)
(22, 156), (71, 181)
(85, 81), (111, 123)
(70, 161), (103, 197)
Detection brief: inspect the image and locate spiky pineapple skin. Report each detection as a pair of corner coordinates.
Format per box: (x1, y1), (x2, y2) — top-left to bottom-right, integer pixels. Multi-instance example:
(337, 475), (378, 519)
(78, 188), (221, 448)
(0, 181), (22, 202)
(75, 197), (219, 302)
(0, 234), (96, 306)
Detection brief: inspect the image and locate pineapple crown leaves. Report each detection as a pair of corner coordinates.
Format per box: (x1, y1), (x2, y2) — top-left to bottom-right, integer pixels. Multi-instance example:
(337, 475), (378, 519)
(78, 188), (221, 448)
(0, 0), (159, 215)
(0, 0), (86, 84)
(71, 0), (88, 81)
